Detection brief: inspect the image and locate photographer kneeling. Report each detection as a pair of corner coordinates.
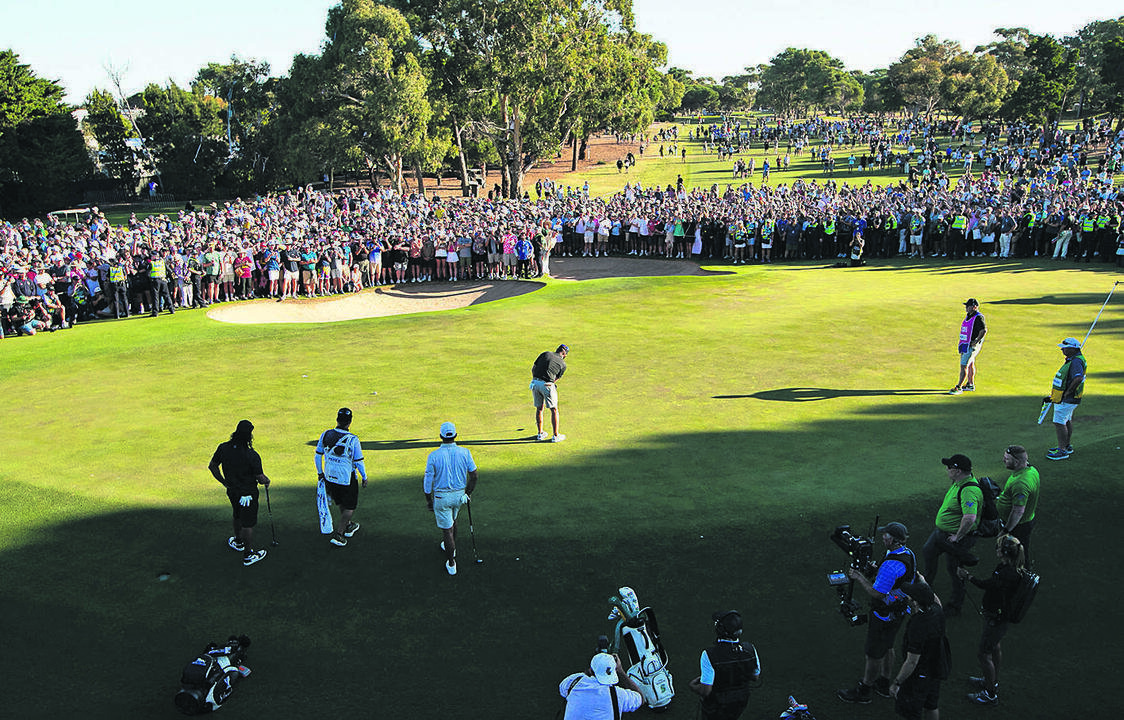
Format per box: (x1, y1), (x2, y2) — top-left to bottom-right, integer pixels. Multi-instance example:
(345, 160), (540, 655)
(838, 522), (917, 704)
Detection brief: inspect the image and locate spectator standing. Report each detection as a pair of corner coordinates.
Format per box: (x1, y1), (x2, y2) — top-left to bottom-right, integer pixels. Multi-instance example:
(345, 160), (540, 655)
(1045, 337), (1086, 460)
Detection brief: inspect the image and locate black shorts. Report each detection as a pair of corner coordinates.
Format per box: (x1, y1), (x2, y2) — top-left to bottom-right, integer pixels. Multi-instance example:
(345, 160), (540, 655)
(864, 613), (903, 658)
(325, 476), (359, 510)
(227, 490), (259, 527)
(978, 616), (1009, 654)
(895, 676), (939, 719)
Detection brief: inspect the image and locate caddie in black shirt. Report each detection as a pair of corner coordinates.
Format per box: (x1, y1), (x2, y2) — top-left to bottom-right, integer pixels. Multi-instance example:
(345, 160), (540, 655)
(530, 344), (569, 443)
(209, 419), (271, 566)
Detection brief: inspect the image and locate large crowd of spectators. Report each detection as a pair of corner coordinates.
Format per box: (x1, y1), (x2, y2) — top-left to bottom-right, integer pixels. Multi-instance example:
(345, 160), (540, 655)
(2, 116), (1122, 338)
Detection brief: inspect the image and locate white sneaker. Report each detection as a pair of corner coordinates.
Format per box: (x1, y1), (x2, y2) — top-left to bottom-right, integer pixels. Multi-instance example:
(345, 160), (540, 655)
(446, 560), (457, 576)
(536, 432), (547, 441)
(551, 434), (566, 443)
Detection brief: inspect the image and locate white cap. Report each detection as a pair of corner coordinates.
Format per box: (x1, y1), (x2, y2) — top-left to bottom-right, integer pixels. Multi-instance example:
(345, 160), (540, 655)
(440, 421), (457, 439)
(590, 654), (618, 685)
(1058, 337), (1081, 349)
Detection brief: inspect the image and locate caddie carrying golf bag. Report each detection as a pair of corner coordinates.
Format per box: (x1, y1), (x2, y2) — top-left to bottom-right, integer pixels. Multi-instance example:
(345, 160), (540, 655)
(605, 587), (675, 711)
(174, 635), (252, 715)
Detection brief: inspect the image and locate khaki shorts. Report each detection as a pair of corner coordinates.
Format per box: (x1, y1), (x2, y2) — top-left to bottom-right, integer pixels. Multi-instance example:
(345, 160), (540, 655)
(531, 378), (558, 409)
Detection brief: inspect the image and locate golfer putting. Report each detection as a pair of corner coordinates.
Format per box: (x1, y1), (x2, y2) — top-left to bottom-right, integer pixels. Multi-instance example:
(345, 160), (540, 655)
(531, 343), (569, 442)
(423, 421), (478, 576)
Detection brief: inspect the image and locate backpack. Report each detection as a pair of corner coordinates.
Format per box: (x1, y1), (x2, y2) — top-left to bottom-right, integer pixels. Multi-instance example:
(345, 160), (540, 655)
(958, 477), (1002, 538)
(322, 430), (355, 485)
(1005, 568), (1040, 624)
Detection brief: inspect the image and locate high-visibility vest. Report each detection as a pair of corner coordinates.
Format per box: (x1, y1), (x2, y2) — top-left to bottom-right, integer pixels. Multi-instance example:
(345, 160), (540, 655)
(823, 220), (836, 235)
(952, 215), (967, 230)
(149, 258), (166, 278)
(109, 265), (125, 283)
(1082, 216), (1095, 232)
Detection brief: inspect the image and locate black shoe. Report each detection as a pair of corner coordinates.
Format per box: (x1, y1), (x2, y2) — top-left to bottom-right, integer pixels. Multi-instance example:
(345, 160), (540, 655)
(837, 683), (872, 704)
(873, 677), (892, 698)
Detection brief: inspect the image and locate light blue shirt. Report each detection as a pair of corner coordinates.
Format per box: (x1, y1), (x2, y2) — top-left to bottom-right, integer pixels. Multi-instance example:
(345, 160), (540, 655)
(423, 442), (477, 493)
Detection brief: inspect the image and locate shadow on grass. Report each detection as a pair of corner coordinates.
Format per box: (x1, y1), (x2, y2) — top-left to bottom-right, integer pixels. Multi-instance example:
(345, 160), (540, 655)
(304, 436), (543, 450)
(716, 387), (949, 402)
(4, 401), (1122, 719)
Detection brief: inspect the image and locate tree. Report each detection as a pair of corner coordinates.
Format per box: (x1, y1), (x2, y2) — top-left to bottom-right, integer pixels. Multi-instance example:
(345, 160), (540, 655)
(0, 50), (91, 217)
(132, 81), (227, 197)
(757, 48), (850, 116)
(1064, 17), (1124, 116)
(1101, 36), (1124, 129)
(1001, 33), (1077, 130)
(940, 53), (1010, 120)
(82, 89), (139, 190)
(193, 56), (279, 193)
(886, 35), (964, 117)
(680, 84), (718, 112)
(975, 27), (1032, 84)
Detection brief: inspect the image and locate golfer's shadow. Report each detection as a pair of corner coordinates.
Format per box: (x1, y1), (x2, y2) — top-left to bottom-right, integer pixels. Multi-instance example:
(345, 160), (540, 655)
(303, 436), (542, 451)
(715, 387), (949, 402)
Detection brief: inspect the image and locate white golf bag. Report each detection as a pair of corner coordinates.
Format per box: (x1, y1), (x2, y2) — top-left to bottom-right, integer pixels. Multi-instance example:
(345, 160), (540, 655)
(607, 587), (675, 710)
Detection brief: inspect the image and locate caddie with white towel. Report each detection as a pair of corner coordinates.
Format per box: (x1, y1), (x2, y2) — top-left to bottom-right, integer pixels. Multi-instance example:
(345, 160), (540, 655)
(315, 408), (367, 547)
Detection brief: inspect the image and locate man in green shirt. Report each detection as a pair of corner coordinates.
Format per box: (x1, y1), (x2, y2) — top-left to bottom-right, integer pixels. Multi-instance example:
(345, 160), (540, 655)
(920, 454), (981, 616)
(996, 444), (1039, 562)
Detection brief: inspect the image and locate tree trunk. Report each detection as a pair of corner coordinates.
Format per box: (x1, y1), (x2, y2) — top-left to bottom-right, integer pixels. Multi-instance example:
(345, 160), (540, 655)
(506, 99), (525, 199)
(365, 157), (378, 189)
(414, 161), (425, 195)
(571, 131), (579, 171)
(452, 118), (469, 193)
(579, 137), (588, 161)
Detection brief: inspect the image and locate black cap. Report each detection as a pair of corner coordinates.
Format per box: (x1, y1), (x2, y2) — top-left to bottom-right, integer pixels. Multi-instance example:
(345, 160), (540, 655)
(901, 582), (936, 607)
(878, 522), (908, 542)
(964, 298), (978, 307)
(941, 454), (972, 472)
(712, 610), (742, 639)
(557, 344), (569, 353)
(337, 407), (353, 424)
(236, 419), (254, 434)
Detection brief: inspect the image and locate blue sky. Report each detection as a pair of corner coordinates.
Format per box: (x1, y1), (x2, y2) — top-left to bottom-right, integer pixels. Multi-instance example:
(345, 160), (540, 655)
(3, 0), (1121, 102)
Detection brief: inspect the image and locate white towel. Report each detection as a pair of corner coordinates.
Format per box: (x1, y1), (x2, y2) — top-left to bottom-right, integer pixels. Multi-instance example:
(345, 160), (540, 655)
(317, 478), (334, 534)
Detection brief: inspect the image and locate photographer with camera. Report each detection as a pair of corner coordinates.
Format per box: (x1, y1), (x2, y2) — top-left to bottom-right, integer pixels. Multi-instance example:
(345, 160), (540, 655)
(689, 610), (760, 720)
(559, 653), (644, 720)
(921, 454), (981, 616)
(837, 522), (917, 705)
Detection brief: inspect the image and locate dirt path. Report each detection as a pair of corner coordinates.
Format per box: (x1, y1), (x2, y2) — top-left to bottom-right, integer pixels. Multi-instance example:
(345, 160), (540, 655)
(208, 258), (725, 324)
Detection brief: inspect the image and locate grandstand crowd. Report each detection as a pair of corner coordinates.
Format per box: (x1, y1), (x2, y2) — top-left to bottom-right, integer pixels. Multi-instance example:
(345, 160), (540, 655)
(2, 116), (1123, 337)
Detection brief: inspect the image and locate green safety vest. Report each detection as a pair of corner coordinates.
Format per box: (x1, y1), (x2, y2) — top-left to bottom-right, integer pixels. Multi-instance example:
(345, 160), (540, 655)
(109, 265), (125, 283)
(1082, 216), (1095, 232)
(149, 258), (166, 278)
(824, 220), (836, 235)
(1096, 215), (1109, 229)
(952, 215), (967, 230)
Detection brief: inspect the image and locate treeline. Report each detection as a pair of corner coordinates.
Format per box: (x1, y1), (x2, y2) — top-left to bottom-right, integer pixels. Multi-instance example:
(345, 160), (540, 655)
(2, 6), (1124, 218)
(676, 20), (1124, 127)
(1, 0), (683, 217)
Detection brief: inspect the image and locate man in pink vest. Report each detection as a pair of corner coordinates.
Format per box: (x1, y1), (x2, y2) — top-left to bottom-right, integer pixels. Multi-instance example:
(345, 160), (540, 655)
(949, 298), (987, 395)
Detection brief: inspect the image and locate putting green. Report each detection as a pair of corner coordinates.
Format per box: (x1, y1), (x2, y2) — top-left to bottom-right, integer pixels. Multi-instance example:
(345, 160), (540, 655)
(2, 258), (1121, 718)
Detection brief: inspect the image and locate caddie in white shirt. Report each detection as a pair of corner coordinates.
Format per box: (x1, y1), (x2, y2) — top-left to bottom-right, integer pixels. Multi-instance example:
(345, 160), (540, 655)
(315, 407), (367, 547)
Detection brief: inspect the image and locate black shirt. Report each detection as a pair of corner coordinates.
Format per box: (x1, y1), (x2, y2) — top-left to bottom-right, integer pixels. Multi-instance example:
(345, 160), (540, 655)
(210, 441), (263, 495)
(902, 607), (946, 679)
(532, 351), (566, 382)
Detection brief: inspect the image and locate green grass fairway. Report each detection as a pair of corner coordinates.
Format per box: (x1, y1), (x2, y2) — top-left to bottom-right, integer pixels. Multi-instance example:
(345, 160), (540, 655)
(3, 259), (1122, 718)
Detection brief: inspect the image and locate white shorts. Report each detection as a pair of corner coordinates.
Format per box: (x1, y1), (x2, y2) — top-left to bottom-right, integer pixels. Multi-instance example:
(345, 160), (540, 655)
(1052, 401), (1077, 424)
(433, 490), (466, 530)
(268, 270), (280, 281)
(284, 270), (298, 281)
(531, 378), (558, 409)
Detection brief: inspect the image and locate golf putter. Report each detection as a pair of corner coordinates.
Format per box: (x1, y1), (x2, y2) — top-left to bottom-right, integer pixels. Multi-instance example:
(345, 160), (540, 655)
(466, 496), (482, 564)
(265, 484), (279, 546)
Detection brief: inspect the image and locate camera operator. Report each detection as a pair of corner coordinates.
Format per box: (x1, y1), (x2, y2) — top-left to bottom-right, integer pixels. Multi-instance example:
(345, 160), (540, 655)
(921, 454), (981, 616)
(689, 610), (760, 720)
(559, 653), (644, 720)
(837, 522), (917, 704)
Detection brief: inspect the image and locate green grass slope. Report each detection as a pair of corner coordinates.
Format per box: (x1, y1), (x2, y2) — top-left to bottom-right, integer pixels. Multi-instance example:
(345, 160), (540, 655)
(1, 258), (1122, 718)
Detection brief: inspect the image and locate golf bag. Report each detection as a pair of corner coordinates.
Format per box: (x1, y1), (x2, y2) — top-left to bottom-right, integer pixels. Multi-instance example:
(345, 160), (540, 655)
(174, 635), (251, 715)
(605, 587), (675, 711)
(779, 695), (817, 719)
